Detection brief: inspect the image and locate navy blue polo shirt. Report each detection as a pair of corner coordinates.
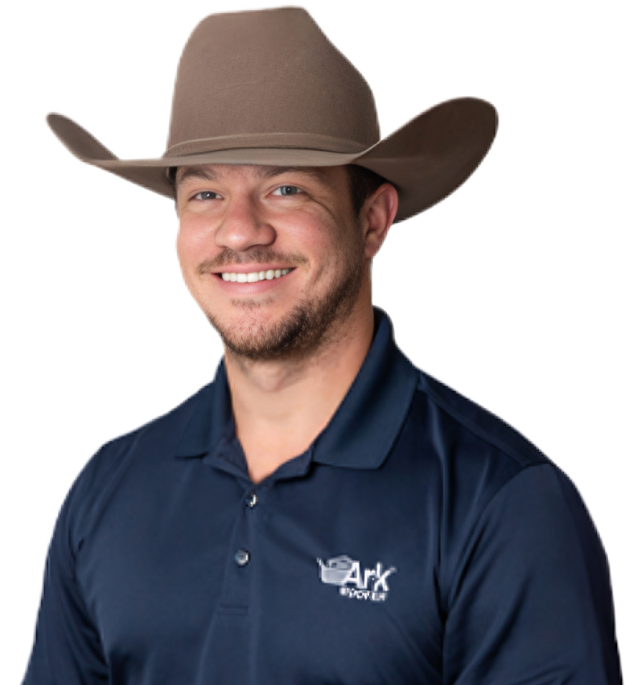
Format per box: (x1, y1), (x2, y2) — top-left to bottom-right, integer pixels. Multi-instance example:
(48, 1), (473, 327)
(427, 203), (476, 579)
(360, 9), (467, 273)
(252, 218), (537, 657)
(23, 310), (621, 684)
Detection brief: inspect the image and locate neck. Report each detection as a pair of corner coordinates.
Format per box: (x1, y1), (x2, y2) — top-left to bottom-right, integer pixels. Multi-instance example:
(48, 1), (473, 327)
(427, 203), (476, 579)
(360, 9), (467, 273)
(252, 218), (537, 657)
(224, 293), (375, 484)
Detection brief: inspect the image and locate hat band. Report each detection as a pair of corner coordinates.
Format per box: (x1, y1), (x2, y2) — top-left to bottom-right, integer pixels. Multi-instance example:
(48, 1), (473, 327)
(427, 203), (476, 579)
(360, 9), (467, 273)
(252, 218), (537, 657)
(164, 132), (372, 158)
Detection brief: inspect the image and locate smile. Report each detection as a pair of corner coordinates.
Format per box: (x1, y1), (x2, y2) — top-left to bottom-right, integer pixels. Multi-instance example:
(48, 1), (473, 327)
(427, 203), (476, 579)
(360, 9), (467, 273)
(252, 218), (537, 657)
(221, 268), (293, 283)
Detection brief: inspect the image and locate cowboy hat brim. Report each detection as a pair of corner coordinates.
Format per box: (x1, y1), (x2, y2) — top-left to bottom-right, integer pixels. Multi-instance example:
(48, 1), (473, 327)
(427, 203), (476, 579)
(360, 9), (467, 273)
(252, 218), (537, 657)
(47, 97), (497, 222)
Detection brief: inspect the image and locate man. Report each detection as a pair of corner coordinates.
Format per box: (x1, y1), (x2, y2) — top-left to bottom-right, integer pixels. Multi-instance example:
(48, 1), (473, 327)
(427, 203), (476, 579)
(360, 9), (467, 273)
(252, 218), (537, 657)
(22, 7), (622, 684)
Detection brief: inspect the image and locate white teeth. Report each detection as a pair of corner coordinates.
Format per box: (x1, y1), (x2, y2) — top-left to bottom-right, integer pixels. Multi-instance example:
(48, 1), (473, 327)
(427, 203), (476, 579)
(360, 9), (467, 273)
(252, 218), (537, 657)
(221, 268), (292, 283)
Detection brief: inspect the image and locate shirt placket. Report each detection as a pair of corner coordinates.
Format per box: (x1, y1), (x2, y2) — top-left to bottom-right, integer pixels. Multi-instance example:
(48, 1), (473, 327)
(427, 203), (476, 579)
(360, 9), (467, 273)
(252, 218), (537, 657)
(216, 486), (260, 615)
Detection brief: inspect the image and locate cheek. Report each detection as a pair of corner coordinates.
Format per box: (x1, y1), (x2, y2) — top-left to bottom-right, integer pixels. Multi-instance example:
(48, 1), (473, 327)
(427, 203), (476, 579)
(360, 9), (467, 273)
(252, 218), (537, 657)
(330, 220), (365, 268)
(176, 218), (214, 271)
(175, 229), (192, 271)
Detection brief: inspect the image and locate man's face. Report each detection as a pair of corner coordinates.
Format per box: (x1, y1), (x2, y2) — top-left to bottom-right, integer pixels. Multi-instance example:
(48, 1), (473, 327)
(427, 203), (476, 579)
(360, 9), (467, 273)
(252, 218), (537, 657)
(175, 164), (371, 361)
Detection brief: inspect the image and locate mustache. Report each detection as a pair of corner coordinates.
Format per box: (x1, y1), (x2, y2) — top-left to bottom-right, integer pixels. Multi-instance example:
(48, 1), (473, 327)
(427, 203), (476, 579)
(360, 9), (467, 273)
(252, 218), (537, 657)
(197, 248), (308, 275)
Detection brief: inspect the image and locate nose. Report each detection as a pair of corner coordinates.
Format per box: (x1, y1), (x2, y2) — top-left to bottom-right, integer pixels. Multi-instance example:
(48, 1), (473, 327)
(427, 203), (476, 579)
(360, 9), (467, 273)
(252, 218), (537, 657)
(214, 193), (276, 252)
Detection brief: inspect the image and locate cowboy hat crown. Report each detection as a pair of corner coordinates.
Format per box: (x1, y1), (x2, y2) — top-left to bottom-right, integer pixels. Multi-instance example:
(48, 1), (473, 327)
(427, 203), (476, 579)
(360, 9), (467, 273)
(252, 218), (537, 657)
(47, 6), (497, 221)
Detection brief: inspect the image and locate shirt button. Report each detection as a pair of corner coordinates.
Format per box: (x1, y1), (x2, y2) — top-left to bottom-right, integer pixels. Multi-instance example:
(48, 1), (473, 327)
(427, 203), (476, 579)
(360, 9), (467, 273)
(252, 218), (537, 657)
(235, 549), (250, 566)
(245, 492), (258, 508)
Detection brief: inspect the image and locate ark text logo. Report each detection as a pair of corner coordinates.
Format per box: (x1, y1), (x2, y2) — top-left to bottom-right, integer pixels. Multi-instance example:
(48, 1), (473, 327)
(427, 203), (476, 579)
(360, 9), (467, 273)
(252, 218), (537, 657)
(317, 555), (397, 602)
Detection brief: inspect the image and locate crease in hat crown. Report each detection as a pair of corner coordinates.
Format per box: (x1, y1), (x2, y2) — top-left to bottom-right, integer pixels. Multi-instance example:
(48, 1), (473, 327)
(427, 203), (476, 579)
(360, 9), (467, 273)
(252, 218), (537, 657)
(46, 6), (498, 222)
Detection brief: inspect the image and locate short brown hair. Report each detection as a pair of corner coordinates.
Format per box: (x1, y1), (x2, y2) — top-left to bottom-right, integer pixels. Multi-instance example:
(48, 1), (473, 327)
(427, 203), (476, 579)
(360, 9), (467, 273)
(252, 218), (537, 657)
(345, 165), (389, 217)
(167, 164), (389, 218)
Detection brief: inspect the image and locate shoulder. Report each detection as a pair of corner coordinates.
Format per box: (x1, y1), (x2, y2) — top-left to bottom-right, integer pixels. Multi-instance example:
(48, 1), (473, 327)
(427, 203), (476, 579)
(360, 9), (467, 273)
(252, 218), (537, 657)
(56, 382), (215, 552)
(82, 381), (211, 481)
(400, 365), (577, 554)
(399, 366), (553, 507)
(414, 368), (548, 470)
(403, 368), (610, 616)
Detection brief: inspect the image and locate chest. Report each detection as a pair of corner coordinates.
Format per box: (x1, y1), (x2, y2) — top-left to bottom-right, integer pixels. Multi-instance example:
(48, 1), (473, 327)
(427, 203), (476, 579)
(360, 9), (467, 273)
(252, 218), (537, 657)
(76, 461), (443, 684)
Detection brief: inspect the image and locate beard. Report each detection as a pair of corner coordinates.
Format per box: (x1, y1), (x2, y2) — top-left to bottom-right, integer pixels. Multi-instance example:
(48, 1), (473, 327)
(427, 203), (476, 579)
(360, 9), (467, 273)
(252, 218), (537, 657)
(201, 241), (366, 362)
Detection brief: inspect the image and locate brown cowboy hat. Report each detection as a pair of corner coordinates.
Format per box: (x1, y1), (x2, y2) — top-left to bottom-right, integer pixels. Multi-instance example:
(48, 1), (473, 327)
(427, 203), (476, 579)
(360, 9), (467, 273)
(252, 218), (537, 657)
(47, 7), (497, 222)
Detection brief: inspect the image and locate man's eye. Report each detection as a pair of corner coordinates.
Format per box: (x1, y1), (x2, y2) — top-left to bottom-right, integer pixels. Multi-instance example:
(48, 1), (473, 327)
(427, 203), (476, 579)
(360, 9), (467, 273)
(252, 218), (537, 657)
(193, 190), (221, 200)
(273, 185), (301, 196)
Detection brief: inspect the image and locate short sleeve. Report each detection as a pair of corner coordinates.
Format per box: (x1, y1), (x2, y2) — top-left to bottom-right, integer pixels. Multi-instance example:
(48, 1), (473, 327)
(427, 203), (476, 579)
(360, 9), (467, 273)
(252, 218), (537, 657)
(21, 491), (109, 684)
(443, 463), (622, 685)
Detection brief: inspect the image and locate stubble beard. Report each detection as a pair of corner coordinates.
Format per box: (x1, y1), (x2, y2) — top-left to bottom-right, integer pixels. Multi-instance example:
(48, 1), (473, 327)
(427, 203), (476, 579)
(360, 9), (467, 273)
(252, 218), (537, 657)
(203, 241), (366, 363)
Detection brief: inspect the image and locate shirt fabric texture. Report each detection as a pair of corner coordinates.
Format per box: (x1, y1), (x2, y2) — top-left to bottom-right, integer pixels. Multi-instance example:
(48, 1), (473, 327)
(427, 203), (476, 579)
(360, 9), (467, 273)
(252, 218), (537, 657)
(23, 309), (622, 684)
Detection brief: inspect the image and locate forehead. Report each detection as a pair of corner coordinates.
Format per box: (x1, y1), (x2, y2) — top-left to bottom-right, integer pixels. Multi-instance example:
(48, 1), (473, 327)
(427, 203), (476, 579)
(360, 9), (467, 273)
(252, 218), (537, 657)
(175, 164), (346, 187)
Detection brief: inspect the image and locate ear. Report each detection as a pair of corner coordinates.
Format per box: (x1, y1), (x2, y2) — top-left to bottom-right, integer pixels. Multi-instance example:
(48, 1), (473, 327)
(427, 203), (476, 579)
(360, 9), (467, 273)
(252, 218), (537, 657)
(361, 183), (399, 259)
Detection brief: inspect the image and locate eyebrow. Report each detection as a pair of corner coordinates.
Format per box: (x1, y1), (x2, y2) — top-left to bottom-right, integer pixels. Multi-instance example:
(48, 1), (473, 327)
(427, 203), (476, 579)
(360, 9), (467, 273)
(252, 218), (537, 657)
(175, 165), (329, 188)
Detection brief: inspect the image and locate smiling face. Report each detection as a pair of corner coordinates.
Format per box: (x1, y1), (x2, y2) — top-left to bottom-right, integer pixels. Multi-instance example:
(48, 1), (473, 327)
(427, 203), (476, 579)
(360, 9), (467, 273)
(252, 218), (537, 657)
(175, 164), (384, 361)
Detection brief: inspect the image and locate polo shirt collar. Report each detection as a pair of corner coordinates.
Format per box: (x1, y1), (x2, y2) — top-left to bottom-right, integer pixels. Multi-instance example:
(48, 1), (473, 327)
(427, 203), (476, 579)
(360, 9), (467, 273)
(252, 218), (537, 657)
(175, 308), (419, 470)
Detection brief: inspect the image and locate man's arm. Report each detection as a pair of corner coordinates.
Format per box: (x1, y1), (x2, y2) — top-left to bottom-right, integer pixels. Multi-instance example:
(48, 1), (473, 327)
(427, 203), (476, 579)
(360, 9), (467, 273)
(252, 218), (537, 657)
(22, 487), (109, 684)
(443, 463), (622, 684)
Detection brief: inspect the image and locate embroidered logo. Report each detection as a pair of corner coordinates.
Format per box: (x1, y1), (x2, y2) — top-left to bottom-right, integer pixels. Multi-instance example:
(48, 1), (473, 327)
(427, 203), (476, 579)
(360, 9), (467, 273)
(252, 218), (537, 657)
(317, 554), (397, 602)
